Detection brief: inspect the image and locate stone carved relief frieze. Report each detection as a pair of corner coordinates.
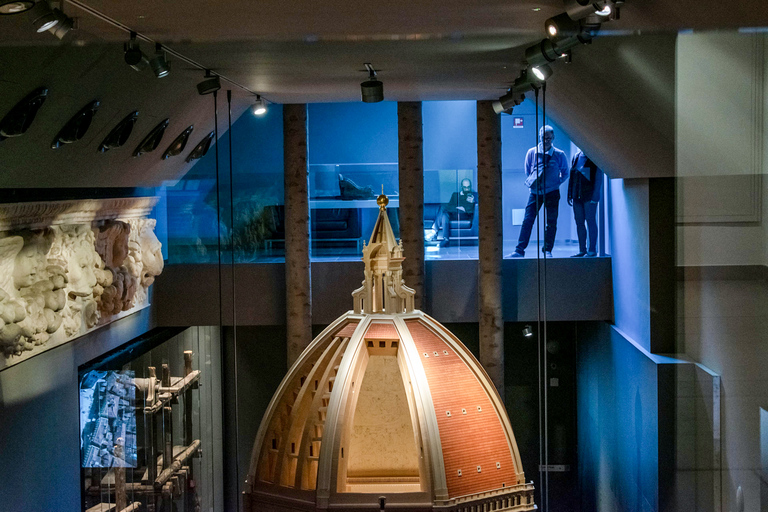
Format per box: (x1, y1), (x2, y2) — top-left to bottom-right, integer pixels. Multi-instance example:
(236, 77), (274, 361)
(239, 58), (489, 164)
(0, 197), (163, 370)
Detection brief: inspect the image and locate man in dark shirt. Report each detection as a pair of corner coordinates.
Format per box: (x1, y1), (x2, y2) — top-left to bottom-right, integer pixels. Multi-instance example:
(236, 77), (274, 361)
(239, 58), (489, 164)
(567, 150), (603, 257)
(432, 178), (477, 247)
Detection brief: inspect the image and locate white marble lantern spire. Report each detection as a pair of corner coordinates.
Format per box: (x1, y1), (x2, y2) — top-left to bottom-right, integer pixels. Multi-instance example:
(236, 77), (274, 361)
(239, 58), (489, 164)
(352, 190), (415, 314)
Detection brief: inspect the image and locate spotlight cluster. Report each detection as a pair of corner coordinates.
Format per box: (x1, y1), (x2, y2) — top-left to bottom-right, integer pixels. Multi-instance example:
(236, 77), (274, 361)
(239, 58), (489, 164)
(2, 0), (74, 39)
(492, 0), (625, 114)
(124, 34), (171, 79)
(124, 34), (269, 116)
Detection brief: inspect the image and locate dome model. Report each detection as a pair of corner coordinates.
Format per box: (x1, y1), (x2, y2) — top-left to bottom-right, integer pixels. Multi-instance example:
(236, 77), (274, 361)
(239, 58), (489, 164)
(245, 197), (535, 512)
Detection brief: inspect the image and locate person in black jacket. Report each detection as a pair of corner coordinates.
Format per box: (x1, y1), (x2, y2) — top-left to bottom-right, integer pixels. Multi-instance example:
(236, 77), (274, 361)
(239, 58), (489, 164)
(430, 178), (477, 247)
(567, 150), (604, 257)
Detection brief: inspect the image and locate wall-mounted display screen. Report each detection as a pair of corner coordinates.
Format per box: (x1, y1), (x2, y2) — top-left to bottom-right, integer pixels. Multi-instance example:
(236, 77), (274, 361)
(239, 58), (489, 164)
(79, 370), (137, 468)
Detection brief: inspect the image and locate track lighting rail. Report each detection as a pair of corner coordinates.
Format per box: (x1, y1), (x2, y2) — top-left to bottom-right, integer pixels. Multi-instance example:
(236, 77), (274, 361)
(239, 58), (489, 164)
(63, 0), (268, 101)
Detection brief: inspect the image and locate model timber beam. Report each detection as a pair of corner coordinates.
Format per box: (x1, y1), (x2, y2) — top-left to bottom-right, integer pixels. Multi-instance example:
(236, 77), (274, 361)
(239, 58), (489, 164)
(142, 370), (201, 414)
(154, 439), (201, 490)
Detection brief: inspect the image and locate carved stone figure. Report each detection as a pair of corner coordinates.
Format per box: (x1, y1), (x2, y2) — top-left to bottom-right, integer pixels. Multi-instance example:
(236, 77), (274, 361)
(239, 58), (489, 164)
(95, 220), (131, 268)
(95, 220), (137, 317)
(13, 229), (67, 346)
(0, 197), (163, 368)
(51, 225), (109, 334)
(126, 218), (164, 305)
(0, 236), (29, 356)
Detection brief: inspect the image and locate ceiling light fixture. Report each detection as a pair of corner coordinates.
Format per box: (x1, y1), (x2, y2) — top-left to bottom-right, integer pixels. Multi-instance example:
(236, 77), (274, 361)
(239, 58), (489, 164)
(196, 70), (221, 95)
(563, 0), (597, 20)
(133, 118), (169, 157)
(0, 86), (48, 141)
(492, 70), (539, 115)
(162, 125), (194, 160)
(530, 64), (553, 82)
(98, 110), (138, 152)
(186, 131), (214, 162)
(595, 4), (611, 16)
(51, 100), (100, 149)
(523, 325), (533, 338)
(27, 1), (58, 32)
(360, 63), (383, 103)
(524, 39), (563, 68)
(492, 90), (526, 115)
(252, 96), (267, 116)
(47, 7), (73, 39)
(124, 31), (148, 71)
(0, 1), (34, 15)
(544, 13), (580, 40)
(149, 42), (170, 78)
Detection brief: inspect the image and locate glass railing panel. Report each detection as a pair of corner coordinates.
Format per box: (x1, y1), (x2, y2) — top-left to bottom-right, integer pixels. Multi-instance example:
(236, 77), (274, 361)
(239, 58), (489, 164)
(309, 163), (399, 260)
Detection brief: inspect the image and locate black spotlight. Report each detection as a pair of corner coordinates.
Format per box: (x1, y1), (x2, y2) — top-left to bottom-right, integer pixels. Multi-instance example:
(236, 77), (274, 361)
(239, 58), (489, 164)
(48, 7), (73, 39)
(360, 63), (383, 103)
(27, 1), (58, 32)
(0, 1), (34, 15)
(529, 64), (553, 83)
(563, 0), (597, 20)
(492, 90), (525, 115)
(525, 39), (564, 68)
(149, 43), (170, 78)
(196, 70), (221, 95)
(544, 12), (580, 40)
(523, 325), (533, 338)
(124, 32), (148, 71)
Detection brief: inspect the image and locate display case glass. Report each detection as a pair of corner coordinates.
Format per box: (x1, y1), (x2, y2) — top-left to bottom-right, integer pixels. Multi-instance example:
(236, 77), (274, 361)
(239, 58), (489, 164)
(79, 327), (222, 512)
(309, 163), (399, 259)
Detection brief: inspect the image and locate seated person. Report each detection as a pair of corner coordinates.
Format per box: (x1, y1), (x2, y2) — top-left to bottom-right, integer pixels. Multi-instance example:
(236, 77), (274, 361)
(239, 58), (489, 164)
(429, 178), (478, 246)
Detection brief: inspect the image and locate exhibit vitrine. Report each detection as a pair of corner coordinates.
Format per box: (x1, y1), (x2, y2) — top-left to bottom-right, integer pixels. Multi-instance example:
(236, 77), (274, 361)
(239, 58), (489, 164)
(79, 327), (222, 512)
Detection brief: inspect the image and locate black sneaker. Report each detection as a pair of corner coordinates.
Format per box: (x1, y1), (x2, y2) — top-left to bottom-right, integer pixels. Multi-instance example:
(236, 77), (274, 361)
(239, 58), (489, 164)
(509, 251), (524, 258)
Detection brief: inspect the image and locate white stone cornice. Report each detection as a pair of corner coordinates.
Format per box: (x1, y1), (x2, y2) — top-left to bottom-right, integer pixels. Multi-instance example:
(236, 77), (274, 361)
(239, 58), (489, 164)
(0, 197), (159, 232)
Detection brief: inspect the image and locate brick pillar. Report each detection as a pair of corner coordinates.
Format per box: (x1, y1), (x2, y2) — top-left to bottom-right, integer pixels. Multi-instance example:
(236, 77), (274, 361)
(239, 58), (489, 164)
(397, 102), (425, 310)
(476, 100), (504, 398)
(284, 104), (312, 365)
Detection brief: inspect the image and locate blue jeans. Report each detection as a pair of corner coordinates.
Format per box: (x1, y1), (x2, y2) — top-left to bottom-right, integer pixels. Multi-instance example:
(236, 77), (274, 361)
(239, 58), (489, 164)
(573, 199), (598, 253)
(516, 190), (560, 254)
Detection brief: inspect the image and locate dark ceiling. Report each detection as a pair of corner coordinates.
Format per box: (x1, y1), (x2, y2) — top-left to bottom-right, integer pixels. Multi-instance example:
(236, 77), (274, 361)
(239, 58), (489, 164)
(1, 0), (766, 103)
(0, 1), (763, 187)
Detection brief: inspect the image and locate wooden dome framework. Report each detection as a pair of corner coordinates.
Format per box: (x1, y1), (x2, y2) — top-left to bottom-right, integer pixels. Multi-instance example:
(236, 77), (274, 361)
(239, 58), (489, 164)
(245, 199), (535, 512)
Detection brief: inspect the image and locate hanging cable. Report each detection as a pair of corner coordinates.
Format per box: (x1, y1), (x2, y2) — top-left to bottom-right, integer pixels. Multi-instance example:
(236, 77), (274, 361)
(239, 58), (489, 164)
(212, 90), (235, 509)
(533, 85), (546, 512)
(541, 80), (550, 512)
(226, 89), (242, 511)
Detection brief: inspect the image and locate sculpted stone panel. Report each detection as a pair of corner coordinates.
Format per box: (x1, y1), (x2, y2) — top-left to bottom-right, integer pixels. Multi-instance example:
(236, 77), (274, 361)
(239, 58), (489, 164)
(0, 198), (162, 369)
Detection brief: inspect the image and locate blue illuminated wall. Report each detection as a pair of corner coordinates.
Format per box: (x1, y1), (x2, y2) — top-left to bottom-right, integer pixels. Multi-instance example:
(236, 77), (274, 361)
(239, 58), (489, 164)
(308, 102), (398, 164)
(607, 178), (651, 348)
(578, 322), (661, 511)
